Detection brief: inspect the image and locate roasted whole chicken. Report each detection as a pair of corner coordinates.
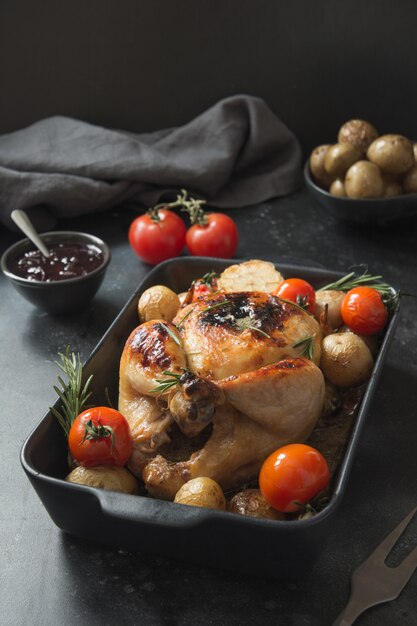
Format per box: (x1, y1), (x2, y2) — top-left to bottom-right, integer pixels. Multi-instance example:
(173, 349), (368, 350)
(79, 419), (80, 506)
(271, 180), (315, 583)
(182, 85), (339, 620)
(119, 291), (325, 500)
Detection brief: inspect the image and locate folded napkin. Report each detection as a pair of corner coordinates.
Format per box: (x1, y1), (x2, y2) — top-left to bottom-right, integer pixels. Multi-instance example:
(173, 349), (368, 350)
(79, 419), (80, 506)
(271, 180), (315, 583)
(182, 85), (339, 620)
(0, 95), (302, 230)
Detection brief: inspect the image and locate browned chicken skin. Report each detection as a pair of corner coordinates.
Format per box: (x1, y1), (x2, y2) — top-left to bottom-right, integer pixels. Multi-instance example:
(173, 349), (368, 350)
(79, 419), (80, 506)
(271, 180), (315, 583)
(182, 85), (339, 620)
(119, 292), (325, 499)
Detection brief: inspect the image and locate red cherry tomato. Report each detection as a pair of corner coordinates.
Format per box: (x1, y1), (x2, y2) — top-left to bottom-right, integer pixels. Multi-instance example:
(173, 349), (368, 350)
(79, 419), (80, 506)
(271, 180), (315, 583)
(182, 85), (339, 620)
(341, 286), (388, 335)
(128, 209), (186, 265)
(274, 278), (316, 312)
(68, 407), (133, 467)
(191, 272), (219, 301)
(186, 213), (238, 259)
(259, 444), (330, 513)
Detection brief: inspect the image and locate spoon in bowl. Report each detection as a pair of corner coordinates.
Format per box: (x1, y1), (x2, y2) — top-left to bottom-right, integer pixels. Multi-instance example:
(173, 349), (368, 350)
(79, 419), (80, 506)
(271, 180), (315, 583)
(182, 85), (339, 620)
(11, 209), (51, 257)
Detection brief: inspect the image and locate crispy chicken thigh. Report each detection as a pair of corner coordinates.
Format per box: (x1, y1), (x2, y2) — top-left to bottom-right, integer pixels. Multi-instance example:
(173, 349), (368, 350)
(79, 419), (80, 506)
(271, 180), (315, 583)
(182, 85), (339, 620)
(119, 292), (325, 499)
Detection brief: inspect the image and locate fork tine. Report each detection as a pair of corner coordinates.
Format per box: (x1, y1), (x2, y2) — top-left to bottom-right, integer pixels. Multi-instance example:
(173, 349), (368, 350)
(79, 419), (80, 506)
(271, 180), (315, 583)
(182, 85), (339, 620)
(396, 545), (417, 584)
(369, 506), (417, 563)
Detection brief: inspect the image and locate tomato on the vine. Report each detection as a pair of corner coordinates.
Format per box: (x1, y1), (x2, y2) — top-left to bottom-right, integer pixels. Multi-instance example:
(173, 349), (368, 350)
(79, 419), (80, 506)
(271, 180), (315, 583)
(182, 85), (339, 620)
(128, 208), (186, 265)
(341, 286), (388, 335)
(186, 213), (238, 259)
(259, 443), (330, 513)
(68, 407), (133, 467)
(274, 278), (316, 312)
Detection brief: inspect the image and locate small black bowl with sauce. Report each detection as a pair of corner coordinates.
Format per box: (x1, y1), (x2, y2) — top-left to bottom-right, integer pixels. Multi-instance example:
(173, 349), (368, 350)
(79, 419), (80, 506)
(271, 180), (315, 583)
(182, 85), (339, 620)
(1, 231), (111, 314)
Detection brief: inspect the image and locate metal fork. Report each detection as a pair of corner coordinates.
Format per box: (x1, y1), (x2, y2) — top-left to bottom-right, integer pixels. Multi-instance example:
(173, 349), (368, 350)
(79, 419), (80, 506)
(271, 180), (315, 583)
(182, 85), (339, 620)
(333, 505), (417, 625)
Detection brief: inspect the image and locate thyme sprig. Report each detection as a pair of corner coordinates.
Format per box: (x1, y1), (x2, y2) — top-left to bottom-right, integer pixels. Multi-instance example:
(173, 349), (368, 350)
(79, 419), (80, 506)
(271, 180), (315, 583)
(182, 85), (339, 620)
(149, 371), (183, 394)
(293, 335), (315, 360)
(50, 346), (93, 436)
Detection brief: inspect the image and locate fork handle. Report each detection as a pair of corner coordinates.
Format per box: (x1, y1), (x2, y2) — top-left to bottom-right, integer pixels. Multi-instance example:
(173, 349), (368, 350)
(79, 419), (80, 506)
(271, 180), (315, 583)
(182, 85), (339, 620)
(332, 597), (367, 626)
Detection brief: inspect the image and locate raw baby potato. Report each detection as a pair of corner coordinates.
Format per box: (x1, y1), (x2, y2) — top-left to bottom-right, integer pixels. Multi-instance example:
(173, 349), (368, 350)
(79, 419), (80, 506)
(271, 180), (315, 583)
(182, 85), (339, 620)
(138, 285), (180, 323)
(309, 144), (335, 189)
(310, 119), (416, 198)
(338, 119), (379, 156)
(367, 135), (414, 175)
(345, 161), (384, 199)
(324, 143), (361, 178)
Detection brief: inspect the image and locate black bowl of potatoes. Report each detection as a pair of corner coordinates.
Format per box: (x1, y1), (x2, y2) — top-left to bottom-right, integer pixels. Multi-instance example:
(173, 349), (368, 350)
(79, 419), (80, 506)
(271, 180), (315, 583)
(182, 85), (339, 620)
(304, 119), (417, 223)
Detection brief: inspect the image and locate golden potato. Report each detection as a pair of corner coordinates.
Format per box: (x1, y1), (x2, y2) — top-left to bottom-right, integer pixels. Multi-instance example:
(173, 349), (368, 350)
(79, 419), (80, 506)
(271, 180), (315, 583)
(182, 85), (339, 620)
(138, 285), (180, 323)
(228, 489), (285, 520)
(309, 144), (334, 188)
(324, 143), (361, 178)
(402, 163), (417, 194)
(174, 477), (226, 510)
(338, 325), (379, 356)
(345, 161), (384, 198)
(329, 179), (347, 197)
(367, 134), (414, 175)
(413, 143), (417, 162)
(65, 465), (138, 494)
(337, 119), (378, 156)
(320, 332), (374, 388)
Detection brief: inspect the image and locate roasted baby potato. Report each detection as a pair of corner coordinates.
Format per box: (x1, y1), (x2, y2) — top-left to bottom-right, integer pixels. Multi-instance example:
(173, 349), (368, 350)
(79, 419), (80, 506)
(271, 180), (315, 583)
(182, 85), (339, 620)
(228, 489), (285, 520)
(324, 143), (361, 178)
(345, 161), (384, 198)
(337, 119), (378, 156)
(314, 290), (344, 333)
(320, 332), (373, 388)
(66, 465), (139, 494)
(218, 259), (283, 294)
(138, 285), (180, 323)
(174, 477), (226, 510)
(367, 134), (414, 175)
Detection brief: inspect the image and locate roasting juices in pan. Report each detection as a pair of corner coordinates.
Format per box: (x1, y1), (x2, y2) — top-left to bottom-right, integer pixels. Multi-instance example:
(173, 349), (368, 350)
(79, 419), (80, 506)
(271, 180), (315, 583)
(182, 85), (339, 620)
(58, 260), (396, 520)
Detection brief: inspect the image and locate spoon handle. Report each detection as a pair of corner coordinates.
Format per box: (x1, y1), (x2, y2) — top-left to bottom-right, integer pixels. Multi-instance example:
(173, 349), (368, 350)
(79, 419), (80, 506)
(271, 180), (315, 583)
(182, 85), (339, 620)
(11, 210), (51, 257)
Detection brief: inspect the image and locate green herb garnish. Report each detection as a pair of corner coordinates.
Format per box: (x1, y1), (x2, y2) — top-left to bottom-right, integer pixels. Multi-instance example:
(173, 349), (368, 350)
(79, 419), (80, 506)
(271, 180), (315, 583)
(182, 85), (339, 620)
(149, 370), (183, 394)
(293, 335), (315, 360)
(50, 346), (93, 436)
(158, 322), (182, 347)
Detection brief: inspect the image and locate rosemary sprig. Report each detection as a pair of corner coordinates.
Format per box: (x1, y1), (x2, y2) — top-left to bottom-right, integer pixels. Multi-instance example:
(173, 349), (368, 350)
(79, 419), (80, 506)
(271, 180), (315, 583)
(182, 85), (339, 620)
(149, 370), (183, 394)
(158, 321), (182, 347)
(318, 270), (393, 297)
(50, 346), (93, 436)
(176, 307), (194, 327)
(244, 324), (271, 338)
(200, 299), (232, 314)
(293, 335), (315, 360)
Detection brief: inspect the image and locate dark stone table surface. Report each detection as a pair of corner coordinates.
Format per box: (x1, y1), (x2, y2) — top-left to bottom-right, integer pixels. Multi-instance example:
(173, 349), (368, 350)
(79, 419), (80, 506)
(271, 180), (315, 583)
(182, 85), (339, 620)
(1, 188), (416, 626)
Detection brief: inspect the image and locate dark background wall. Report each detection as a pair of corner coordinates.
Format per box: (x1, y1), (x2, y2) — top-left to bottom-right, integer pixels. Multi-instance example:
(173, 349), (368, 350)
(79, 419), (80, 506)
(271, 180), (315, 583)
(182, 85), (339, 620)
(0, 0), (416, 154)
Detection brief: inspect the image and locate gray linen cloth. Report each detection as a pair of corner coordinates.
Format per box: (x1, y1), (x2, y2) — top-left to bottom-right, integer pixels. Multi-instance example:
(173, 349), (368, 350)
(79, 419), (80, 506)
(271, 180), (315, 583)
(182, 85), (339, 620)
(0, 95), (302, 230)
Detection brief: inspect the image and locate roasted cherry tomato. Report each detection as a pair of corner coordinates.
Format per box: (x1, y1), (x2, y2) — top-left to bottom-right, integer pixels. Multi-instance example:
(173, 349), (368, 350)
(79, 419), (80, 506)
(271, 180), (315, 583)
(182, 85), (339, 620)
(259, 444), (330, 513)
(274, 278), (316, 312)
(186, 213), (238, 259)
(128, 208), (186, 265)
(341, 286), (388, 335)
(68, 407), (133, 467)
(191, 271), (219, 301)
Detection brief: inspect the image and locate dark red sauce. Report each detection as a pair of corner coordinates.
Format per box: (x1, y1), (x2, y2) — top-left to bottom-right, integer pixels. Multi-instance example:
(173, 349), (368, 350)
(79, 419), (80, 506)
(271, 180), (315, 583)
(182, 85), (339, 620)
(9, 243), (104, 282)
